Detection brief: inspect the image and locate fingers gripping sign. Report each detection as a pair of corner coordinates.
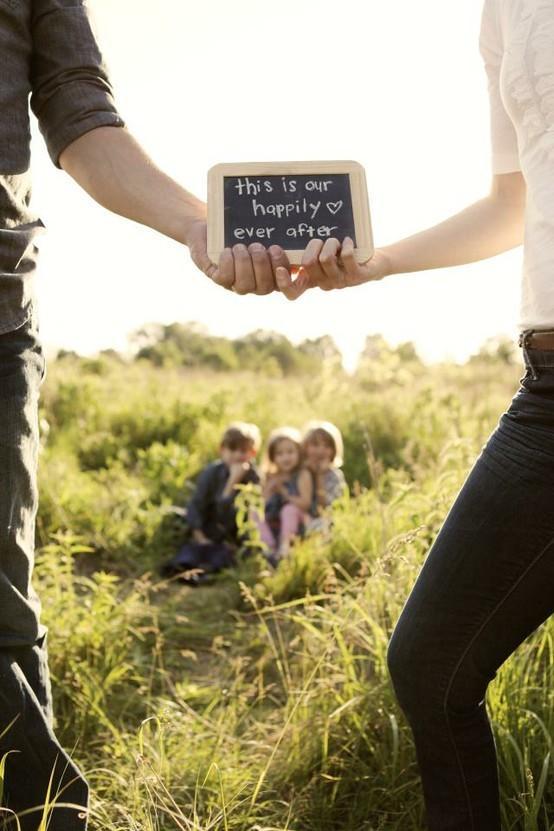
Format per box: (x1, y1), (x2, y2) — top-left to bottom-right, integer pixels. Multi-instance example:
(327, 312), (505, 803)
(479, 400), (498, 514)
(248, 242), (276, 295)
(231, 244), (256, 295)
(195, 239), (294, 295)
(320, 238), (347, 289)
(301, 239), (326, 289)
(276, 235), (391, 299)
(201, 234), (389, 299)
(303, 237), (346, 291)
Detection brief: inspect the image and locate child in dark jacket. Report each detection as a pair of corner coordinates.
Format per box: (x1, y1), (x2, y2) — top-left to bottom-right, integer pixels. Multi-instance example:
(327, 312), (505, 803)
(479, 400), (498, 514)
(161, 422), (261, 581)
(186, 421), (261, 545)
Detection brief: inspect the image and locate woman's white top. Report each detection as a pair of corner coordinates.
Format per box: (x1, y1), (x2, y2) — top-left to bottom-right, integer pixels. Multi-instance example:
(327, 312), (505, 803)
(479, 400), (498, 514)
(480, 0), (554, 330)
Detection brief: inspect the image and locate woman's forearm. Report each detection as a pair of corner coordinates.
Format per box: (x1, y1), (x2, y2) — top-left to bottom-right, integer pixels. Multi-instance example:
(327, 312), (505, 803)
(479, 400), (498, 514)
(58, 126), (204, 246)
(381, 194), (525, 277)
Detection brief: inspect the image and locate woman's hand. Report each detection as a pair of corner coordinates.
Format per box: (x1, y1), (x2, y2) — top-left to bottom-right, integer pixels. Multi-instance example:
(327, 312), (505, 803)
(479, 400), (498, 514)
(185, 219), (294, 295)
(275, 236), (393, 300)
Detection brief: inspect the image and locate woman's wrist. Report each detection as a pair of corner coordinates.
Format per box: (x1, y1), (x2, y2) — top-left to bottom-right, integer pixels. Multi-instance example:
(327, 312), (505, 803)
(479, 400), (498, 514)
(375, 245), (399, 278)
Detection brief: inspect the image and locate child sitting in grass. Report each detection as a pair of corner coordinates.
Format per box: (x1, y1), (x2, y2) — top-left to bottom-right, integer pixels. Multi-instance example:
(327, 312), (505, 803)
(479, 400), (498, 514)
(254, 426), (313, 566)
(301, 420), (347, 533)
(161, 421), (261, 582)
(187, 421), (261, 547)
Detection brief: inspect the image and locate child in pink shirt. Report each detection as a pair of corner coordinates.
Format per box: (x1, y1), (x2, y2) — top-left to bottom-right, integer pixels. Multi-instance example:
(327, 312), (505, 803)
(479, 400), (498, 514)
(255, 427), (313, 566)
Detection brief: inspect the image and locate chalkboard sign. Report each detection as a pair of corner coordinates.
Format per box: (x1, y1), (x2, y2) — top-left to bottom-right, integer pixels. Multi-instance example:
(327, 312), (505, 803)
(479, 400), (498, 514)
(208, 161), (373, 266)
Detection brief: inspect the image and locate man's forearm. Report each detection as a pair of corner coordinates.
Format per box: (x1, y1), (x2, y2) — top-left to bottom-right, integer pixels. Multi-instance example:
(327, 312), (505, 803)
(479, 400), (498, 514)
(58, 126), (204, 245)
(381, 195), (525, 277)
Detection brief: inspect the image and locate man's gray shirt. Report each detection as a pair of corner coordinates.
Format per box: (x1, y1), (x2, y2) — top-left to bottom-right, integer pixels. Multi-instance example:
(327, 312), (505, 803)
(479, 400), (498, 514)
(0, 0), (125, 335)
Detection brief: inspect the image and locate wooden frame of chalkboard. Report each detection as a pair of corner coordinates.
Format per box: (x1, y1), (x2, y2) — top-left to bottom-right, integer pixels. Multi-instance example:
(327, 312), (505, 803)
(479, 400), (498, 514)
(207, 160), (374, 266)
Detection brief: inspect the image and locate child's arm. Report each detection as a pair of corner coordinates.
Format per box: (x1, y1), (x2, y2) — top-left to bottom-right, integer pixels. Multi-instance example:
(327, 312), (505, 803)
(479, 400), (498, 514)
(221, 462), (252, 499)
(263, 473), (282, 501)
(282, 469), (313, 513)
(262, 477), (274, 501)
(310, 470), (326, 509)
(323, 469), (348, 506)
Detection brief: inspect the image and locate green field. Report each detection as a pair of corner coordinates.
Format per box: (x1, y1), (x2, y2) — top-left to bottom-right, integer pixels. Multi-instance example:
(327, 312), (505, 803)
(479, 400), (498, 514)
(29, 333), (554, 830)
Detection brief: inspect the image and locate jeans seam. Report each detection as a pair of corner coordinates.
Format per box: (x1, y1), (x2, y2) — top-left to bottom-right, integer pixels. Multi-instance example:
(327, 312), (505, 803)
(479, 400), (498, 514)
(440, 531), (554, 831)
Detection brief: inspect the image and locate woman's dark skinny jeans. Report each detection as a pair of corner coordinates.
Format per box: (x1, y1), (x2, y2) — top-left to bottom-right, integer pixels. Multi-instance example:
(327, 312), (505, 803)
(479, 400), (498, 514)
(387, 331), (554, 831)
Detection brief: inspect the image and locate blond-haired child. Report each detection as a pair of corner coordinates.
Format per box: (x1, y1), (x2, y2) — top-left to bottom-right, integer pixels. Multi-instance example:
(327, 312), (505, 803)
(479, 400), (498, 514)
(301, 420), (347, 532)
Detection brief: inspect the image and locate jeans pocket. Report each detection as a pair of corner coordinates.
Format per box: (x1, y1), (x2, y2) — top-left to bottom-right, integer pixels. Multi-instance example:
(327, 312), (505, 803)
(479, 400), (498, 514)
(518, 349), (554, 395)
(518, 366), (531, 389)
(494, 388), (554, 486)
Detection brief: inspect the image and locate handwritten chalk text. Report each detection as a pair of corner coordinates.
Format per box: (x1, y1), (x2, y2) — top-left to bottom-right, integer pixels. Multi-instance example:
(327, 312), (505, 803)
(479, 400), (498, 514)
(224, 173), (356, 249)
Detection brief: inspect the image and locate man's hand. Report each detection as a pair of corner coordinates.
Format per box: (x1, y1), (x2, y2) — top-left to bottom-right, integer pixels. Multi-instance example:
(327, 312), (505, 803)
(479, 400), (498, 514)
(275, 236), (393, 300)
(185, 217), (295, 296)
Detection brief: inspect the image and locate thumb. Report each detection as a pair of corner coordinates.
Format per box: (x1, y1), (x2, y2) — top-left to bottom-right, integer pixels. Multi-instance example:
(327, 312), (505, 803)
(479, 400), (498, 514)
(189, 244), (215, 278)
(276, 266), (310, 301)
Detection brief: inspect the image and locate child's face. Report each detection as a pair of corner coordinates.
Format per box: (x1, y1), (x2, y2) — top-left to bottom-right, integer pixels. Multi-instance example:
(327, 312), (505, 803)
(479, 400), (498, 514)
(273, 438), (300, 474)
(220, 442), (256, 466)
(304, 435), (334, 469)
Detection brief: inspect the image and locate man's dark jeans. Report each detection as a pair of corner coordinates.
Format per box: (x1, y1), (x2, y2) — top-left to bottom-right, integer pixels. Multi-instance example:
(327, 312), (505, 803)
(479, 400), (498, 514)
(387, 333), (554, 830)
(0, 308), (88, 830)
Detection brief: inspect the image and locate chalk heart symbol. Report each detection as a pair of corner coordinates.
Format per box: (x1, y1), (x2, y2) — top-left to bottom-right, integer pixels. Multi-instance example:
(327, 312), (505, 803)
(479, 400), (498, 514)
(326, 201), (343, 215)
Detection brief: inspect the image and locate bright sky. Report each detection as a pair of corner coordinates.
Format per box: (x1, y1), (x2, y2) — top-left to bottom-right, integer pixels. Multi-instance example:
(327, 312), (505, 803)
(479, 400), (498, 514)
(30, 0), (523, 372)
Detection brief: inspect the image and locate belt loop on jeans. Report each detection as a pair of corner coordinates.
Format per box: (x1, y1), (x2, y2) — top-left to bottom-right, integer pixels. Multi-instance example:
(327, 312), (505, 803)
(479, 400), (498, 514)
(518, 329), (539, 380)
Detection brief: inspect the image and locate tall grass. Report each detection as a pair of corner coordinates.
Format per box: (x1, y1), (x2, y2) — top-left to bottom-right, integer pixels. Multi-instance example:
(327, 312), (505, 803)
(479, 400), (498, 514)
(3, 353), (549, 829)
